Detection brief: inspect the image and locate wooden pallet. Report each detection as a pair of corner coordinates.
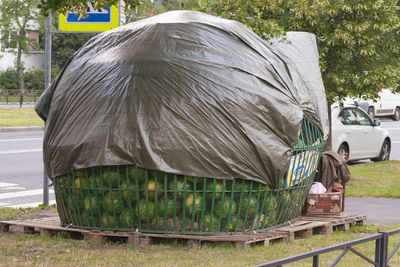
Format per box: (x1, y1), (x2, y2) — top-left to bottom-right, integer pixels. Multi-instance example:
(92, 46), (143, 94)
(270, 220), (332, 242)
(0, 213), (365, 248)
(301, 212), (366, 232)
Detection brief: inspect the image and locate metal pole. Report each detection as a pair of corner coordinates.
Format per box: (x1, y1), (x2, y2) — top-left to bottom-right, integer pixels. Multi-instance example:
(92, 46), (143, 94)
(118, 0), (121, 26)
(43, 12), (52, 207)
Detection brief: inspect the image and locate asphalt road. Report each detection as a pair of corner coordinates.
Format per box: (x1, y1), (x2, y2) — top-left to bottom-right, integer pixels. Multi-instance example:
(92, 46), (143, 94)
(0, 130), (55, 208)
(346, 197), (400, 226)
(0, 120), (399, 225)
(381, 120), (400, 160)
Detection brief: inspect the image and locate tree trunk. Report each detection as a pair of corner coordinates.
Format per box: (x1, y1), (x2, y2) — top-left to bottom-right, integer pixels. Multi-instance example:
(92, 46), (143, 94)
(17, 30), (25, 108)
(324, 101), (332, 151)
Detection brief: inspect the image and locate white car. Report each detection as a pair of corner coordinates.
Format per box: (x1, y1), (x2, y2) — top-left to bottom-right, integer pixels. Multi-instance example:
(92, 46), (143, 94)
(343, 89), (400, 120)
(331, 105), (391, 162)
(366, 89), (400, 120)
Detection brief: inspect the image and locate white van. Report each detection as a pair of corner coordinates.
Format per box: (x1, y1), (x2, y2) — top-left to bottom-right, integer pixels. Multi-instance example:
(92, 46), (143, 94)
(365, 89), (400, 120)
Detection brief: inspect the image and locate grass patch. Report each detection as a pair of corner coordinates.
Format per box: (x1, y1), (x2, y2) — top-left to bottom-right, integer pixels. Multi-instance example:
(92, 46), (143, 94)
(0, 206), (57, 221)
(0, 107), (43, 127)
(1, 207), (399, 266)
(347, 161), (400, 198)
(0, 226), (399, 266)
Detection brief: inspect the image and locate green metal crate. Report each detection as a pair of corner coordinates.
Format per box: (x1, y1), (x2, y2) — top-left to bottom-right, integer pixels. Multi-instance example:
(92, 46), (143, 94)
(53, 119), (324, 234)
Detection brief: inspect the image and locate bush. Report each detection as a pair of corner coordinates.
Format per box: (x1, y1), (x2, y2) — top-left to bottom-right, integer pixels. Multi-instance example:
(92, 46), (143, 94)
(0, 67), (61, 93)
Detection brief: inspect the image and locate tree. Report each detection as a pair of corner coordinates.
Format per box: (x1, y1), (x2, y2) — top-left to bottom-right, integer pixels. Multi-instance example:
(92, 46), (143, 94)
(200, 0), (400, 103)
(50, 33), (96, 69)
(39, 0), (141, 17)
(0, 0), (41, 104)
(124, 0), (200, 23)
(201, 0), (400, 150)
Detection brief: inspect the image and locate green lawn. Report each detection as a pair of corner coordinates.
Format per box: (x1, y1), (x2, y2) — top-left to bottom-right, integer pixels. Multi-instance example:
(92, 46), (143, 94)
(0, 224), (399, 266)
(0, 207), (399, 266)
(0, 107), (43, 127)
(347, 161), (400, 198)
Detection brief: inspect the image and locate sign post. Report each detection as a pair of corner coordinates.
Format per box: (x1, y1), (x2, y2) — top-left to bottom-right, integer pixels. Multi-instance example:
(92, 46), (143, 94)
(42, 4), (120, 206)
(43, 12), (52, 206)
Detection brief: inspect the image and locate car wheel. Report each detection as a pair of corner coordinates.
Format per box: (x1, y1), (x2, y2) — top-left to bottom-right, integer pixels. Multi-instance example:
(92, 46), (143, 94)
(368, 107), (375, 119)
(372, 139), (391, 162)
(337, 143), (349, 160)
(393, 107), (400, 121)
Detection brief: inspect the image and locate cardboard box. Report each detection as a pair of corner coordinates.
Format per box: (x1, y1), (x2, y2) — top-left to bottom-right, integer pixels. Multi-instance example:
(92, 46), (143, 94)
(306, 190), (342, 215)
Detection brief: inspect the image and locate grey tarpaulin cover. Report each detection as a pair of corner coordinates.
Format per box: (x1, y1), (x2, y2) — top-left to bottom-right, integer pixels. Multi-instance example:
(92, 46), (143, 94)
(35, 10), (328, 188)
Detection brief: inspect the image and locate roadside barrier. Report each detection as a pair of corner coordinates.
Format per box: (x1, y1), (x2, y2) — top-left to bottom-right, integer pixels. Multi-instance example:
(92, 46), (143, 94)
(256, 228), (400, 267)
(0, 89), (43, 106)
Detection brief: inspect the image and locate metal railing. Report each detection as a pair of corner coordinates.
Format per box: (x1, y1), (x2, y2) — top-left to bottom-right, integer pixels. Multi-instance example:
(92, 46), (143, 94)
(255, 228), (400, 267)
(0, 89), (43, 105)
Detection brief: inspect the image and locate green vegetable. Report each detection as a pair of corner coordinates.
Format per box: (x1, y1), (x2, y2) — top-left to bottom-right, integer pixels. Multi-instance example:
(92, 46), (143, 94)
(129, 167), (148, 182)
(226, 215), (244, 230)
(72, 177), (88, 195)
(66, 195), (81, 212)
(202, 213), (219, 231)
(83, 195), (98, 212)
(185, 194), (203, 215)
(267, 195), (278, 213)
(141, 179), (164, 199)
(215, 198), (237, 219)
(101, 213), (118, 227)
(121, 180), (138, 203)
(137, 200), (155, 221)
(158, 198), (181, 217)
(206, 180), (224, 192)
(101, 167), (120, 188)
(234, 179), (250, 192)
(119, 208), (135, 227)
(149, 170), (166, 180)
(240, 196), (258, 218)
(104, 191), (123, 214)
(169, 180), (191, 197)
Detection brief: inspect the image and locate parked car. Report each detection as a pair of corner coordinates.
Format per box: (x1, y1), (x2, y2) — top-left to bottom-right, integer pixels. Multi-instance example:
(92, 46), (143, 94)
(368, 89), (400, 120)
(331, 105), (391, 162)
(343, 89), (400, 120)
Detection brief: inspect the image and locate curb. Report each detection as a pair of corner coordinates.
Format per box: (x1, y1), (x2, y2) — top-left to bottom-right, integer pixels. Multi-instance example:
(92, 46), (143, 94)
(0, 126), (44, 132)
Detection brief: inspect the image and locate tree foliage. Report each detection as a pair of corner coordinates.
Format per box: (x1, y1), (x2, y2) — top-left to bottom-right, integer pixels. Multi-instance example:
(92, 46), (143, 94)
(0, 68), (59, 92)
(200, 0), (400, 102)
(125, 0), (200, 23)
(0, 0), (41, 92)
(39, 0), (141, 17)
(50, 33), (96, 68)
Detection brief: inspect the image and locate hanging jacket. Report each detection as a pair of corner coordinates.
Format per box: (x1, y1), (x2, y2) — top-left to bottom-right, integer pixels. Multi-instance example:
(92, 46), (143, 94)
(314, 151), (351, 189)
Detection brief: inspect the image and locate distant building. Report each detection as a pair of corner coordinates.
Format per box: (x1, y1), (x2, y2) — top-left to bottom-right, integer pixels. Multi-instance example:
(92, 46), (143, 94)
(0, 25), (44, 71)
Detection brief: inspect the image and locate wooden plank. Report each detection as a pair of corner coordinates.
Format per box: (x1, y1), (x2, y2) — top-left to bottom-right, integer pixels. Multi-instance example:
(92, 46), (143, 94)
(139, 236), (153, 246)
(23, 226), (35, 234)
(314, 224), (332, 235)
(0, 223), (9, 233)
(235, 241), (250, 249)
(84, 233), (106, 244)
(187, 239), (201, 248)
(127, 234), (140, 245)
(40, 228), (53, 238)
(0, 213), (366, 247)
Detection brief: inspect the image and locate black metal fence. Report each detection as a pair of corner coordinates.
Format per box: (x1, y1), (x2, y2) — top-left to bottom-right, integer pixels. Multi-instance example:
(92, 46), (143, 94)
(256, 228), (400, 267)
(0, 89), (43, 105)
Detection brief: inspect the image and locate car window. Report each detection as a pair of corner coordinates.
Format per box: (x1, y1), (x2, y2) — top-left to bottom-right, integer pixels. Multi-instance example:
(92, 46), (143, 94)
(353, 108), (372, 126)
(340, 108), (358, 125)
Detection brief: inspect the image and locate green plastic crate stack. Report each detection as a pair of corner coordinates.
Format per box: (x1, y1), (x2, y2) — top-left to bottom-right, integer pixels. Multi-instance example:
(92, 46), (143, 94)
(53, 119), (324, 234)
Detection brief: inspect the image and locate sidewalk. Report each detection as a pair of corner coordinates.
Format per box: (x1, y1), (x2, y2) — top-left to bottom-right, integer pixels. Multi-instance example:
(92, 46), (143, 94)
(0, 126), (43, 132)
(346, 197), (400, 226)
(0, 103), (36, 108)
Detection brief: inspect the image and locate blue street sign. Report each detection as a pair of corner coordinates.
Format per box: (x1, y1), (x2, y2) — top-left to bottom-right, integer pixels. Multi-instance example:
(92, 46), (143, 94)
(67, 6), (111, 23)
(59, 3), (119, 32)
